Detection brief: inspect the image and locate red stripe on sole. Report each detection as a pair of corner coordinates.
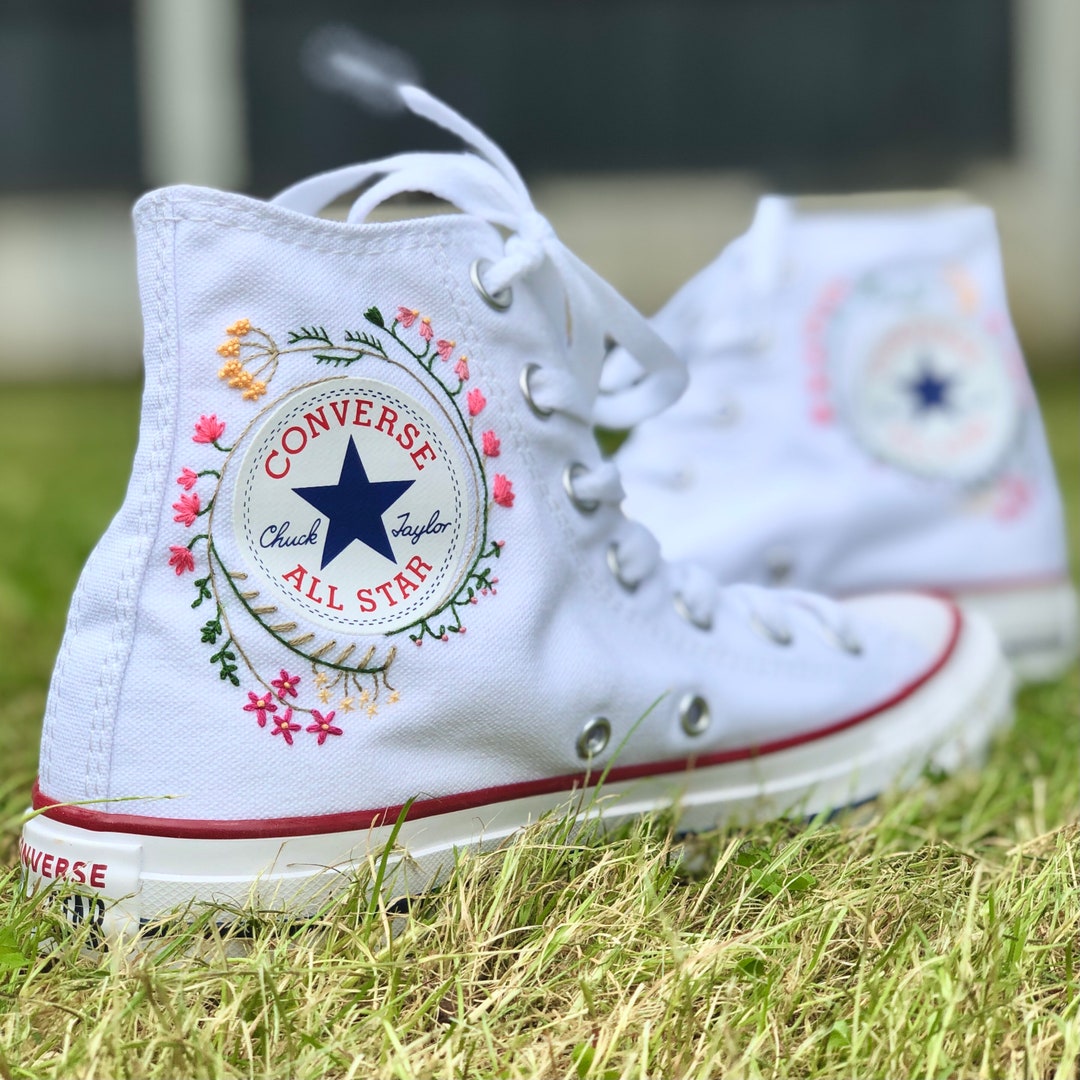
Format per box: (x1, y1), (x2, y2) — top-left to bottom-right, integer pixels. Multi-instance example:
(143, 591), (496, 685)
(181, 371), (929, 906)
(32, 603), (963, 840)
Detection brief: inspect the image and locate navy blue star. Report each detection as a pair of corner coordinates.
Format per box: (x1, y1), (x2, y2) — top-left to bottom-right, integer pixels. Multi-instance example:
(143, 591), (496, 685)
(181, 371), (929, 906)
(293, 439), (414, 568)
(905, 361), (953, 414)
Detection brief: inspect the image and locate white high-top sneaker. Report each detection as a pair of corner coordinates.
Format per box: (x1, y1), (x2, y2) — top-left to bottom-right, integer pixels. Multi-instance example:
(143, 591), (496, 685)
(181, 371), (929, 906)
(615, 197), (1077, 683)
(22, 93), (1011, 943)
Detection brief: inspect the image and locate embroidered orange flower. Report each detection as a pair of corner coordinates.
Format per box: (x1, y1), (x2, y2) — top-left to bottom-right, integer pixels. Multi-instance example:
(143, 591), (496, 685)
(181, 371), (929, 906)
(242, 380), (267, 401)
(217, 338), (241, 358)
(226, 318), (251, 337)
(218, 358), (242, 379)
(229, 369), (253, 389)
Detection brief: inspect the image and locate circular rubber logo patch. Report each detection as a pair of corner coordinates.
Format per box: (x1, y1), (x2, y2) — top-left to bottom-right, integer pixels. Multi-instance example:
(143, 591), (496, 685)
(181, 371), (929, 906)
(230, 377), (476, 634)
(844, 315), (1019, 483)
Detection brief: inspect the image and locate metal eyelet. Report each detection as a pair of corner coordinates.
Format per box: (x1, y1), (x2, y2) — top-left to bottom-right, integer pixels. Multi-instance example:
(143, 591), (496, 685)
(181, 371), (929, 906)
(674, 592), (713, 631)
(470, 258), (512, 311)
(764, 546), (794, 585)
(576, 716), (611, 760)
(606, 542), (639, 593)
(750, 613), (794, 646)
(519, 363), (554, 419)
(679, 694), (711, 737)
(562, 462), (600, 513)
(715, 398), (741, 427)
(820, 624), (864, 656)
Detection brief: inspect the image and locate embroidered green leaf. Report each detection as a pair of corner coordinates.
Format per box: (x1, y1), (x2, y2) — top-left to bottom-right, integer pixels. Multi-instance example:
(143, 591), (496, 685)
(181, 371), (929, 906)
(287, 326), (332, 346)
(191, 576), (212, 609)
(363, 306), (385, 328)
(344, 329), (387, 354)
(200, 617), (222, 644)
(210, 642), (240, 686)
(314, 352), (361, 368)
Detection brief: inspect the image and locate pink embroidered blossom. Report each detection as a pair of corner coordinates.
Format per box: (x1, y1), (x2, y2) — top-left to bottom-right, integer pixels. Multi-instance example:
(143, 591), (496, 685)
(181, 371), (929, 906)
(467, 388), (487, 417)
(193, 415), (226, 444)
(419, 317), (434, 341)
(482, 430), (501, 457)
(397, 307), (419, 328)
(454, 356), (470, 381)
(435, 339), (455, 362)
(172, 492), (201, 527)
(271, 708), (301, 745)
(177, 467), (199, 490)
(272, 669), (301, 700)
(167, 545), (195, 575)
(306, 709), (343, 746)
(492, 474), (515, 508)
(243, 691), (278, 728)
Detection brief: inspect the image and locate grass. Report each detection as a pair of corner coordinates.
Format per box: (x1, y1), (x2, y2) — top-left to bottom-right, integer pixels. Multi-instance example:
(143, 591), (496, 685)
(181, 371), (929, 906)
(0, 367), (1077, 1079)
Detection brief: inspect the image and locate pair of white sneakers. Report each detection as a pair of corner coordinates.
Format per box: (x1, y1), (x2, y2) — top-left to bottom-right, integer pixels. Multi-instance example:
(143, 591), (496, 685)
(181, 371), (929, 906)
(21, 82), (1074, 942)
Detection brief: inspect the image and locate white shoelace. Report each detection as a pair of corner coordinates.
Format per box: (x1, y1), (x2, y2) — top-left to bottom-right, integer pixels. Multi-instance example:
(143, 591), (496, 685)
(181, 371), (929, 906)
(271, 76), (857, 652)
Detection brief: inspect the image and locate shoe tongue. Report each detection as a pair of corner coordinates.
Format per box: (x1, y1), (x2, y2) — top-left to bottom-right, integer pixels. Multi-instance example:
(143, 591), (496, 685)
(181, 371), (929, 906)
(744, 196), (794, 294)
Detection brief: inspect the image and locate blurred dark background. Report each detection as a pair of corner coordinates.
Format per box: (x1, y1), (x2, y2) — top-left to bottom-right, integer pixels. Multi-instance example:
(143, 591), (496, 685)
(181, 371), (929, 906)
(0, 0), (1014, 192)
(0, 0), (1075, 373)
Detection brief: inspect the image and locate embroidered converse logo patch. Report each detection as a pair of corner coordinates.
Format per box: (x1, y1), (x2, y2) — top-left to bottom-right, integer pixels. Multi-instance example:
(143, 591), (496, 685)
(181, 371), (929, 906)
(233, 378), (473, 634)
(810, 267), (1021, 484)
(846, 315), (1018, 482)
(166, 307), (511, 745)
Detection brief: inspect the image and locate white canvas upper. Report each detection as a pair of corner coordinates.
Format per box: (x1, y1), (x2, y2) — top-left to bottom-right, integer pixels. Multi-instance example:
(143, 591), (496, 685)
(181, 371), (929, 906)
(30, 95), (1005, 852)
(616, 197), (1073, 619)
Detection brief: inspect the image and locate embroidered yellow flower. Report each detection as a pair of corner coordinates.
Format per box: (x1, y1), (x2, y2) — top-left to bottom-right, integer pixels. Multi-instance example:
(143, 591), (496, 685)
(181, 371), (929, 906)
(217, 338), (241, 358)
(387, 690), (400, 705)
(226, 318), (251, 337)
(229, 369), (253, 389)
(339, 696), (355, 712)
(318, 688), (331, 704)
(242, 380), (267, 401)
(218, 358), (242, 380)
(366, 703), (378, 718)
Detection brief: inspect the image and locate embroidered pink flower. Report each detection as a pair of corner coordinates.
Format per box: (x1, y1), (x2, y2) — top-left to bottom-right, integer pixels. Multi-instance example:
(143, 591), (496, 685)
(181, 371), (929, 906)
(454, 356), (470, 381)
(272, 669), (301, 700)
(492, 474), (515, 508)
(467, 389), (487, 417)
(306, 709), (343, 746)
(435, 339), (455, 362)
(419, 317), (434, 342)
(177, 467), (199, 490)
(271, 708), (301, 745)
(243, 691), (278, 728)
(172, 492), (201, 527)
(482, 430), (501, 457)
(193, 415), (226, 444)
(397, 307), (419, 328)
(167, 545), (195, 575)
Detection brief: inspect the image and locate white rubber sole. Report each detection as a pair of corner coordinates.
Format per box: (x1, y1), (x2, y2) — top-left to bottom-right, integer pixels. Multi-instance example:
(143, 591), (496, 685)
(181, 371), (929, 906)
(21, 611), (1013, 945)
(956, 580), (1079, 684)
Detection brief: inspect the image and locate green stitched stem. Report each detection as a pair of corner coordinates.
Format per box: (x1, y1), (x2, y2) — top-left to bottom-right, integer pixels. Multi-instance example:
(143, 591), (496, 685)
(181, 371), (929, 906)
(197, 469), (220, 480)
(212, 440), (233, 453)
(186, 533), (209, 551)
